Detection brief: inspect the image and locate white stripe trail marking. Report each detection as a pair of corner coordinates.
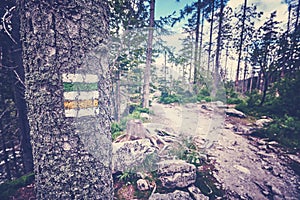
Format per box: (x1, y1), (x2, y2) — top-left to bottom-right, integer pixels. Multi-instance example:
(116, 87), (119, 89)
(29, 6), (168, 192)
(65, 107), (99, 117)
(62, 74), (99, 83)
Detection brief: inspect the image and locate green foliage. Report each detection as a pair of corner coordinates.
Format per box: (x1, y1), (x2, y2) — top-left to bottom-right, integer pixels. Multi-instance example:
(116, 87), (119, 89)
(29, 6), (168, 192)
(134, 107), (150, 114)
(159, 94), (180, 104)
(196, 87), (211, 102)
(111, 122), (123, 141)
(225, 84), (244, 104)
(235, 72), (300, 150)
(117, 171), (134, 183)
(254, 115), (300, 149)
(0, 173), (34, 200)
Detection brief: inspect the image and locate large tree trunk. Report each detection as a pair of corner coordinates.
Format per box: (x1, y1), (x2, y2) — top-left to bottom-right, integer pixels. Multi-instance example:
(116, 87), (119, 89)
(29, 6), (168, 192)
(235, 0), (247, 91)
(143, 0), (155, 108)
(18, 0), (113, 199)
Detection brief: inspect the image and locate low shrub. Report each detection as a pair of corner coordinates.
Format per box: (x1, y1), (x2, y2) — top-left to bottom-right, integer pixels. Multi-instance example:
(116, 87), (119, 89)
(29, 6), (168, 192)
(0, 173), (34, 200)
(253, 115), (300, 150)
(159, 94), (180, 104)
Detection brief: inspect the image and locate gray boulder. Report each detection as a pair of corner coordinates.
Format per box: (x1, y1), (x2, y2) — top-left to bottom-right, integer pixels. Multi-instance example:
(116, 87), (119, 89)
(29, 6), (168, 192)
(225, 108), (246, 118)
(112, 139), (157, 173)
(157, 160), (196, 188)
(149, 190), (193, 200)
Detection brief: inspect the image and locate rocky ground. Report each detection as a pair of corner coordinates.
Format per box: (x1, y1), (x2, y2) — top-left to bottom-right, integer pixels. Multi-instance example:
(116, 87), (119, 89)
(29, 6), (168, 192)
(6, 101), (300, 199)
(142, 101), (300, 199)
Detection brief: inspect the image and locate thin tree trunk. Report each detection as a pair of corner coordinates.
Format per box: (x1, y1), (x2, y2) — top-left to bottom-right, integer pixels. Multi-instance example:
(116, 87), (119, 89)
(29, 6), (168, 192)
(235, 0), (247, 90)
(249, 69), (254, 93)
(243, 59), (248, 93)
(193, 0), (201, 84)
(207, 0), (215, 75)
(198, 4), (205, 76)
(295, 0), (300, 29)
(143, 0), (155, 108)
(260, 74), (268, 106)
(18, 0), (113, 198)
(224, 44), (229, 79)
(214, 0), (224, 84)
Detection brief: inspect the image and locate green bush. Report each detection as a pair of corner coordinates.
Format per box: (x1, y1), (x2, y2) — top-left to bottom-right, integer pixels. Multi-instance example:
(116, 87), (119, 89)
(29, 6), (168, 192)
(0, 173), (34, 200)
(227, 97), (244, 104)
(159, 94), (180, 104)
(254, 115), (300, 150)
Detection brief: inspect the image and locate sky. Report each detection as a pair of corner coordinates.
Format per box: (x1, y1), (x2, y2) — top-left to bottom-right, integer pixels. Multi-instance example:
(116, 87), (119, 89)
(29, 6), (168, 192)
(154, 0), (289, 80)
(155, 0), (289, 31)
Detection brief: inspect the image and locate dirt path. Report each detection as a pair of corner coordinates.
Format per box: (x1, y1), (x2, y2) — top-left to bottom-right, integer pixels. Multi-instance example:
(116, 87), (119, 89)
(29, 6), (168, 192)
(150, 101), (300, 199)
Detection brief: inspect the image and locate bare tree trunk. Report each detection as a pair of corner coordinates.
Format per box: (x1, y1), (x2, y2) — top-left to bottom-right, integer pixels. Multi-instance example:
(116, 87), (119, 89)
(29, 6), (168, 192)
(18, 0), (113, 199)
(214, 0), (224, 89)
(207, 0), (215, 75)
(193, 0), (201, 84)
(198, 6), (205, 74)
(249, 69), (254, 93)
(235, 0), (247, 91)
(295, 0), (300, 29)
(143, 0), (155, 108)
(243, 59), (248, 93)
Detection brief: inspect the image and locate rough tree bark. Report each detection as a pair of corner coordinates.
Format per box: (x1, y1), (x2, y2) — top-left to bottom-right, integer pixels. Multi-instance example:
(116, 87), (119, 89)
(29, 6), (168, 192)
(18, 0), (113, 199)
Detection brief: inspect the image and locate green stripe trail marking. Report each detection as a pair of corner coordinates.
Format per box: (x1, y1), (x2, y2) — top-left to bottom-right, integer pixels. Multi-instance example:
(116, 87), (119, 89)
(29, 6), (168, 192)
(63, 82), (98, 92)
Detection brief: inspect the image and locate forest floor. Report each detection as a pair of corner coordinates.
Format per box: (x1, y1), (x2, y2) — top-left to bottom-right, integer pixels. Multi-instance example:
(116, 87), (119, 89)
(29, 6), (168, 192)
(149, 101), (300, 199)
(6, 101), (300, 199)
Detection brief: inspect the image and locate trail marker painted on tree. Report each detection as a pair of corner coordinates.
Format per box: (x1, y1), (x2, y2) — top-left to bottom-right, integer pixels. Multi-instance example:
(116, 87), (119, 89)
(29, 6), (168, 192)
(62, 73), (99, 117)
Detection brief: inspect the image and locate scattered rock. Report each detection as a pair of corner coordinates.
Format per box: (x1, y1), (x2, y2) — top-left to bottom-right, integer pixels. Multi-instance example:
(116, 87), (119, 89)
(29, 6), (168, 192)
(268, 141), (278, 145)
(255, 118), (273, 128)
(149, 190), (193, 200)
(287, 154), (300, 164)
(263, 165), (273, 171)
(201, 104), (214, 111)
(140, 113), (151, 120)
(137, 179), (150, 191)
(112, 139), (157, 173)
(262, 190), (269, 196)
(157, 160), (196, 188)
(214, 101), (228, 109)
(233, 165), (251, 175)
(224, 123), (235, 130)
(225, 109), (246, 118)
(271, 186), (282, 196)
(188, 185), (209, 200)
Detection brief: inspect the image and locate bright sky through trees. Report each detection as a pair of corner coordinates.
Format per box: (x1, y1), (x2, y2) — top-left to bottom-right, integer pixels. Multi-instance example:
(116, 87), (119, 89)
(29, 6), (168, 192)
(156, 0), (289, 31)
